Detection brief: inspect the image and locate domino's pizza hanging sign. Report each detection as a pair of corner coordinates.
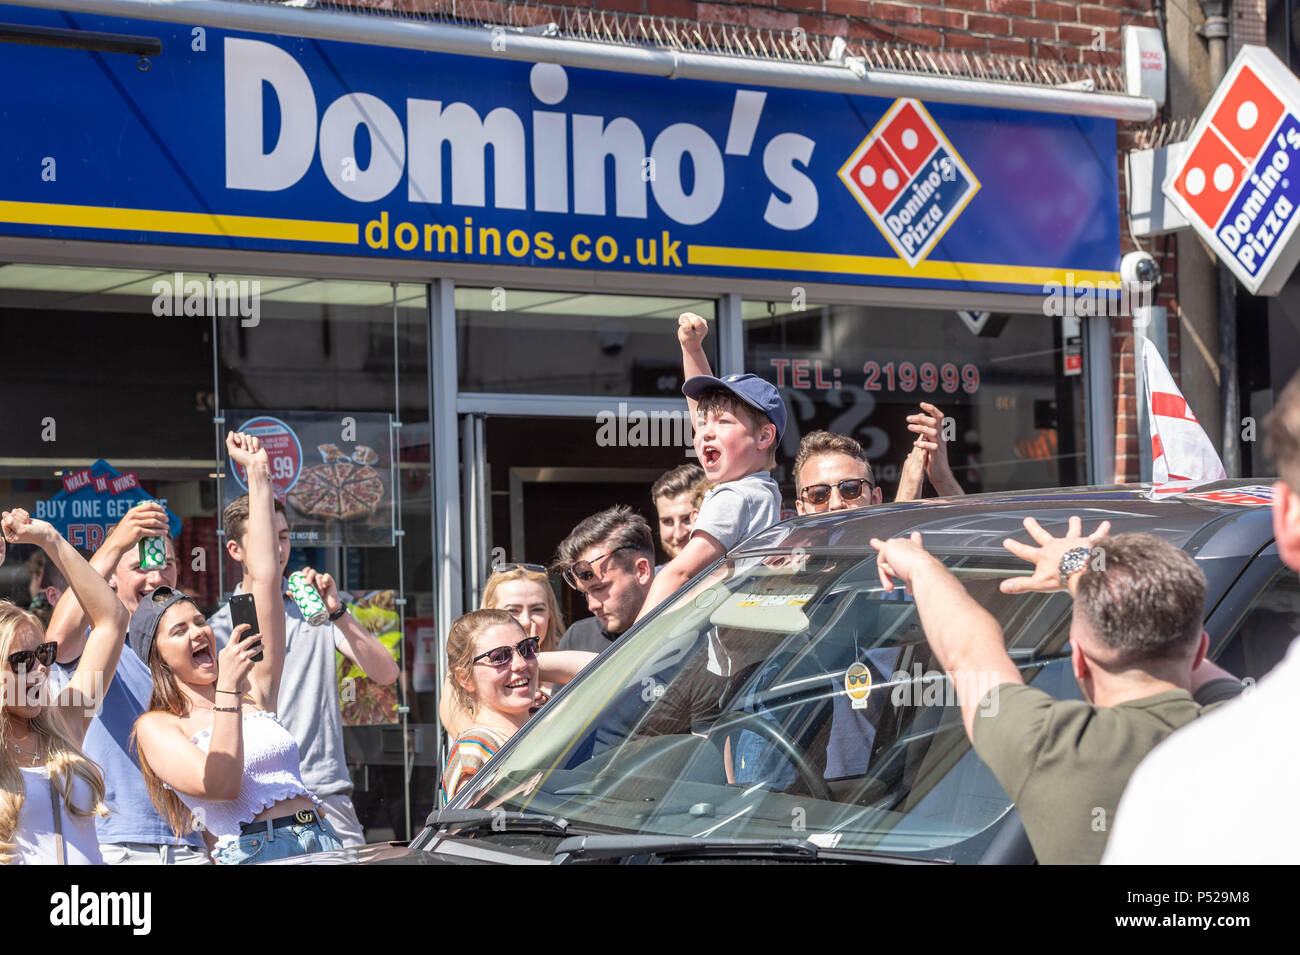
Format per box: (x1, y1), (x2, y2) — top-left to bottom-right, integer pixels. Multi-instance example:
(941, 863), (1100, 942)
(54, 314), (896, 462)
(1164, 45), (1300, 295)
(838, 100), (981, 267)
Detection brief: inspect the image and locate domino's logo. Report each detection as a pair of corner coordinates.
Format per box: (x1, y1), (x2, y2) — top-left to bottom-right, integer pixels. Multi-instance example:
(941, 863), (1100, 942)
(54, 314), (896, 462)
(838, 99), (980, 267)
(1172, 64), (1300, 279)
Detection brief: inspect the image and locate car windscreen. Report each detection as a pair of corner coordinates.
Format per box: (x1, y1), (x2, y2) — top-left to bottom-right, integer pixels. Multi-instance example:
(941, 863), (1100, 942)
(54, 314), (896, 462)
(450, 550), (1077, 863)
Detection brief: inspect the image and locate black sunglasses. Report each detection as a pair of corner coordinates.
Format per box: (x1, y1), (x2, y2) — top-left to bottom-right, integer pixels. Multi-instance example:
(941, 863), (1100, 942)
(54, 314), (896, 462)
(473, 635), (540, 668)
(491, 563), (548, 577)
(8, 641), (57, 671)
(562, 545), (639, 590)
(800, 479), (872, 507)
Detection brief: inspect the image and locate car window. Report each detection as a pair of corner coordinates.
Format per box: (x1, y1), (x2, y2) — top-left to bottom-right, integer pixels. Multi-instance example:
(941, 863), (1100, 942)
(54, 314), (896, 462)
(1216, 566), (1300, 682)
(452, 550), (1076, 863)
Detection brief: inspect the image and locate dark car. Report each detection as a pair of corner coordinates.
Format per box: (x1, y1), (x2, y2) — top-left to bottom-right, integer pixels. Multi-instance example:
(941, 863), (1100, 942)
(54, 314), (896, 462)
(274, 481), (1296, 865)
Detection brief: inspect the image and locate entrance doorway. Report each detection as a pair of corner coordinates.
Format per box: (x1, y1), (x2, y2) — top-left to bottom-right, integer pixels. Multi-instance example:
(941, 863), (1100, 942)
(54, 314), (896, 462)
(461, 414), (697, 624)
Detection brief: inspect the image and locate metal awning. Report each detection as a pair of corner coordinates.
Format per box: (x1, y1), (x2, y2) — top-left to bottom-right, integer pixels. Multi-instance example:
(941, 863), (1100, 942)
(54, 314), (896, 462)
(17, 0), (1157, 121)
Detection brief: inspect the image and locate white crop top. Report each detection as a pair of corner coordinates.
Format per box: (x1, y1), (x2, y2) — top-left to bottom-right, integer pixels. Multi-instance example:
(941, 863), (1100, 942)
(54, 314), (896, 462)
(172, 709), (318, 842)
(13, 766), (104, 865)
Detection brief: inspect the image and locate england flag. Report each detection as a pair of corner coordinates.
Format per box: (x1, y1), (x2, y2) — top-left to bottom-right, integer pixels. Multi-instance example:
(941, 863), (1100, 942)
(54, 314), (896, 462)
(1142, 338), (1226, 485)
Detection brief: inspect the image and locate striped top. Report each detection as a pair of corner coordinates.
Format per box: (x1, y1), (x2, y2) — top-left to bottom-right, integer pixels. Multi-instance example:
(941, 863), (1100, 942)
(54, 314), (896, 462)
(439, 725), (509, 807)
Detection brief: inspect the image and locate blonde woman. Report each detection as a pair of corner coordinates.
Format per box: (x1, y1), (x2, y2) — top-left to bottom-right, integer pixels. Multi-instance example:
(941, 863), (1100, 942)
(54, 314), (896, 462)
(439, 565), (567, 739)
(131, 432), (342, 864)
(1, 508), (129, 864)
(438, 609), (592, 805)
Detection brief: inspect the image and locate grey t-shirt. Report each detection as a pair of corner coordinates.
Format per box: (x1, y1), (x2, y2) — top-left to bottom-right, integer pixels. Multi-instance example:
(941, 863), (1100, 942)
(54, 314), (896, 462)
(691, 471), (782, 551)
(209, 585), (352, 797)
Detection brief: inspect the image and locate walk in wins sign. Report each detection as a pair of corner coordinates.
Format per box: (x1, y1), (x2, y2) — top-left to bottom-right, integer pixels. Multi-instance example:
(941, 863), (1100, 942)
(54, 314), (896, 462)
(1164, 45), (1300, 295)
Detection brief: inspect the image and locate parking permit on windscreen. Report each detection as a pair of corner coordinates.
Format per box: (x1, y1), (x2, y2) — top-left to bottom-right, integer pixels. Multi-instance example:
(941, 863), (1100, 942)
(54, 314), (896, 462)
(710, 586), (815, 633)
(845, 662), (872, 710)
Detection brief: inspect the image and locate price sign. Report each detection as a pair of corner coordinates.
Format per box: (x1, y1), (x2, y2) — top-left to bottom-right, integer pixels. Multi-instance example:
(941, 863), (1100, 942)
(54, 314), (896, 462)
(228, 415), (303, 501)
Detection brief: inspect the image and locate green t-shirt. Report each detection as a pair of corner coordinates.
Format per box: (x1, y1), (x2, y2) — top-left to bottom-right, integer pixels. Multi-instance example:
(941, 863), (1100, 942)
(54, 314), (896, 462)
(971, 683), (1209, 865)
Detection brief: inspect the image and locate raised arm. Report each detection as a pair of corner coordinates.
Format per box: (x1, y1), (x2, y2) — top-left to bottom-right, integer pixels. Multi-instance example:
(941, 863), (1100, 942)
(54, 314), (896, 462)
(2, 509), (128, 743)
(908, 402), (965, 498)
(298, 566), (400, 685)
(871, 533), (1022, 739)
(678, 312), (713, 423)
(538, 650), (597, 686)
(224, 431), (287, 712)
(48, 501), (170, 665)
(636, 534), (723, 623)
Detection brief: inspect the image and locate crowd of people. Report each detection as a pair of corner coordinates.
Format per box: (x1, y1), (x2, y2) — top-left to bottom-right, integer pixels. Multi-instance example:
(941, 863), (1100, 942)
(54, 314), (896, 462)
(2, 309), (1296, 864)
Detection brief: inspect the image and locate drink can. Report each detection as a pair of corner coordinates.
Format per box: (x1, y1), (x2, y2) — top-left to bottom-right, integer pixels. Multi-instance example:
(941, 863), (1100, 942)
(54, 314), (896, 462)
(288, 572), (330, 626)
(137, 502), (167, 569)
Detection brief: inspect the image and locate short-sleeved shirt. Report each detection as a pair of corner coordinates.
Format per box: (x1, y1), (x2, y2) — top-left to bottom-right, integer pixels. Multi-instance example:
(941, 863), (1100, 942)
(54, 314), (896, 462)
(209, 585), (353, 797)
(690, 471), (782, 552)
(557, 616), (619, 654)
(439, 725), (508, 806)
(971, 682), (1233, 865)
(49, 651), (205, 849)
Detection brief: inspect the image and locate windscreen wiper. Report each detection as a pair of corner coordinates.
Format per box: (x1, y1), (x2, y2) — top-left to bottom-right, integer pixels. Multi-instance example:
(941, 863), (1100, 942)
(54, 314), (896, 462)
(430, 808), (571, 837)
(551, 834), (927, 864)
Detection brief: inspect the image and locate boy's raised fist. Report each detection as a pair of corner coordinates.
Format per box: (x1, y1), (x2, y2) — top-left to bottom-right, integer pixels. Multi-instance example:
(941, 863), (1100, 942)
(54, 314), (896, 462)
(678, 312), (708, 347)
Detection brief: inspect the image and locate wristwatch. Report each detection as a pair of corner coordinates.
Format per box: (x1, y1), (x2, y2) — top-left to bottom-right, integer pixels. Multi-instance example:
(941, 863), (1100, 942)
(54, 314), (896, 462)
(1058, 546), (1091, 586)
(328, 605), (347, 622)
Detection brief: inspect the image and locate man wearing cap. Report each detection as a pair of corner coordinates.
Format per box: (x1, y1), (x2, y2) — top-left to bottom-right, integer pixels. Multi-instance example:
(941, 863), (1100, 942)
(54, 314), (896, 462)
(636, 313), (788, 620)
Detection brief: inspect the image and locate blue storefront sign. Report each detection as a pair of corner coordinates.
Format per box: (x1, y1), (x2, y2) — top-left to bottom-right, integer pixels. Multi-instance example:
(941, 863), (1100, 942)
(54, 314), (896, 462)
(32, 460), (182, 551)
(0, 5), (1120, 294)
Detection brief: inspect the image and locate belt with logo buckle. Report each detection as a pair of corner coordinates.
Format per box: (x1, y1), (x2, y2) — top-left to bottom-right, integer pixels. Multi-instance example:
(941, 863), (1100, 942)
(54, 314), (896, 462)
(240, 809), (320, 836)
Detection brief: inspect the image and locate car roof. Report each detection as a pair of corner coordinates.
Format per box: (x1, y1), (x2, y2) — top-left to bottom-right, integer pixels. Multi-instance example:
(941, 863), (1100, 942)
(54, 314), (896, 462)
(737, 480), (1277, 560)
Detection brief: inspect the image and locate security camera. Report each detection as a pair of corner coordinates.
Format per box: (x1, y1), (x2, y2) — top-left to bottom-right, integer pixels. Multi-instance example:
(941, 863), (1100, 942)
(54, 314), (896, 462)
(597, 321), (629, 357)
(1120, 251), (1161, 290)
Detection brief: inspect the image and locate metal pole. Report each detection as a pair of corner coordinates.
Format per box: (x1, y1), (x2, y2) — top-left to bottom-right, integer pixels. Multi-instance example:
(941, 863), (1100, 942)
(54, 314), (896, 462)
(1197, 0), (1239, 476)
(210, 272), (225, 600)
(390, 282), (411, 841)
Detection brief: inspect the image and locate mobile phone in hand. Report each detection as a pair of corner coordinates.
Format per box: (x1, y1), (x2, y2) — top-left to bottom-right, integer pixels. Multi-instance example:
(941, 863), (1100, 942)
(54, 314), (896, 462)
(229, 593), (263, 663)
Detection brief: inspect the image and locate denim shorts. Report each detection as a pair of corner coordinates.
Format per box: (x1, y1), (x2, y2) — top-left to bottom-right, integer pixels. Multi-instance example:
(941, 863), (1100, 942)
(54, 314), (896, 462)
(215, 814), (344, 865)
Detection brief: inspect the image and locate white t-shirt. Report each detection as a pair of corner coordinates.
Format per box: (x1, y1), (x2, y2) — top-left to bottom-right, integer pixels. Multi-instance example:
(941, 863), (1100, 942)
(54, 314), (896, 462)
(1102, 633), (1300, 864)
(691, 471), (782, 552)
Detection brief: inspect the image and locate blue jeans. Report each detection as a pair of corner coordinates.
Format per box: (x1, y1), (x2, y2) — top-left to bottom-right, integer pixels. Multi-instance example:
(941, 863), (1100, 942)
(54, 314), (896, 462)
(215, 815), (344, 865)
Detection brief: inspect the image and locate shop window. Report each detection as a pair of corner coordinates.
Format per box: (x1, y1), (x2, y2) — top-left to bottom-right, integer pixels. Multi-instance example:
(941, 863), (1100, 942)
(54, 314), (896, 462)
(456, 288), (717, 397)
(743, 301), (1088, 503)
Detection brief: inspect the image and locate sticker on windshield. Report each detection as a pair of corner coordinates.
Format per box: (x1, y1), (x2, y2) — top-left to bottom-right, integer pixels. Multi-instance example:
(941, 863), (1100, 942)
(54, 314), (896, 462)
(845, 662), (872, 709)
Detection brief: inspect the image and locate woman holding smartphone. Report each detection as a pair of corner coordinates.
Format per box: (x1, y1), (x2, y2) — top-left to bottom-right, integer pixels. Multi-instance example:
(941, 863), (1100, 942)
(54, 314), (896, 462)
(132, 431), (342, 864)
(0, 507), (128, 864)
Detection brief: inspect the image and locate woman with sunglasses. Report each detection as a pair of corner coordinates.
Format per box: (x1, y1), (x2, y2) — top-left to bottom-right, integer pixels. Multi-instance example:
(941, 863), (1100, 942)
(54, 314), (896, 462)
(1, 507), (129, 864)
(439, 609), (592, 805)
(439, 564), (568, 739)
(130, 432), (343, 864)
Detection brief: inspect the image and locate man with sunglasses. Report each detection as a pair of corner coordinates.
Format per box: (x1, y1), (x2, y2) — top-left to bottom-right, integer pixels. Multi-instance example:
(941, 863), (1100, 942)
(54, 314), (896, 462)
(554, 506), (656, 655)
(794, 407), (963, 515)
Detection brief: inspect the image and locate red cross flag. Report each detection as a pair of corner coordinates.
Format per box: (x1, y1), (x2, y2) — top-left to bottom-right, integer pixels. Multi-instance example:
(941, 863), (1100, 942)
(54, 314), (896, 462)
(1142, 338), (1226, 484)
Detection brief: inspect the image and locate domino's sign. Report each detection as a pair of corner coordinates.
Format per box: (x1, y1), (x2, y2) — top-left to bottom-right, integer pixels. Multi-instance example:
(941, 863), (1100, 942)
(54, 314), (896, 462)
(838, 99), (980, 267)
(1164, 45), (1300, 295)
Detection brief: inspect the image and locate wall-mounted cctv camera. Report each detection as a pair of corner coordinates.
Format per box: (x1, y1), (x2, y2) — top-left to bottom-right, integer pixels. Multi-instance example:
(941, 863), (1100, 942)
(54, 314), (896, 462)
(1120, 250), (1161, 289)
(598, 321), (629, 357)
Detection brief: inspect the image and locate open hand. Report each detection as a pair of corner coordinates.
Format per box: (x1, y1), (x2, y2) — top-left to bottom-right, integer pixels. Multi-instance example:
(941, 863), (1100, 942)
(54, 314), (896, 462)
(677, 312), (708, 348)
(999, 515), (1111, 595)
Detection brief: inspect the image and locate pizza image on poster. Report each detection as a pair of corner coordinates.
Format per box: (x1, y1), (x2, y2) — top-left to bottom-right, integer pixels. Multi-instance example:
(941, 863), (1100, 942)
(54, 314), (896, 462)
(225, 410), (394, 547)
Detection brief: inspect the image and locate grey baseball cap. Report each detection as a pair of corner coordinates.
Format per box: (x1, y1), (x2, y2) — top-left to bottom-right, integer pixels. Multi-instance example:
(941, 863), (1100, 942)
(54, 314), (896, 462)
(127, 586), (197, 666)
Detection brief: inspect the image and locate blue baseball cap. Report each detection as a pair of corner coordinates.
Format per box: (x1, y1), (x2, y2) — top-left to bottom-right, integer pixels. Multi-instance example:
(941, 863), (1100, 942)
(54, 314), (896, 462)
(683, 373), (787, 440)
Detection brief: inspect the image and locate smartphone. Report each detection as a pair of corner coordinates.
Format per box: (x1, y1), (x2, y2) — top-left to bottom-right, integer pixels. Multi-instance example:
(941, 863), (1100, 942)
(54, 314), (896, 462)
(229, 593), (263, 663)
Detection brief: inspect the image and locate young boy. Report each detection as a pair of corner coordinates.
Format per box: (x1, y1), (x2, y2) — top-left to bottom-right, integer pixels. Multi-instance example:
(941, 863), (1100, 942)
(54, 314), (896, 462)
(635, 312), (786, 620)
